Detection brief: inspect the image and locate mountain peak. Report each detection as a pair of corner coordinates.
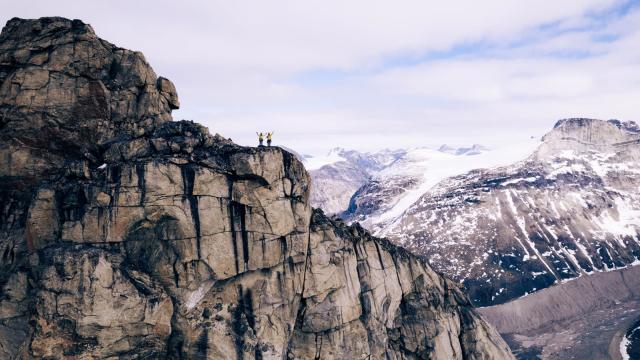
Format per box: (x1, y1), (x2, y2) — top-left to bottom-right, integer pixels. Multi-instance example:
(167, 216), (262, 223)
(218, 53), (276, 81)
(369, 117), (640, 310)
(2, 17), (96, 38)
(0, 16), (180, 178)
(552, 117), (639, 134)
(438, 144), (455, 152)
(552, 117), (598, 129)
(542, 118), (640, 150)
(327, 146), (346, 155)
(607, 119), (640, 133)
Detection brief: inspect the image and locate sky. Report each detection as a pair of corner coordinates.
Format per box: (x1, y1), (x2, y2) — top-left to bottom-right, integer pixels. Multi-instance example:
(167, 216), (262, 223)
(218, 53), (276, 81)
(2, 0), (640, 155)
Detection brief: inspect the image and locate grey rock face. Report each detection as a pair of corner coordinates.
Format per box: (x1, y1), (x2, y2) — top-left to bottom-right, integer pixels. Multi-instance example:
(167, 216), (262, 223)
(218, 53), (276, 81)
(0, 17), (178, 180)
(310, 160), (370, 215)
(380, 118), (640, 306)
(290, 211), (513, 360)
(0, 17), (513, 359)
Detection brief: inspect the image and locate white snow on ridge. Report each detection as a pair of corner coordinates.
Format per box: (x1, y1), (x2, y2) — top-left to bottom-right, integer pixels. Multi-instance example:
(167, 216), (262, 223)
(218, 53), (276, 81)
(594, 197), (640, 239)
(620, 332), (632, 360)
(375, 138), (541, 225)
(304, 148), (347, 170)
(500, 176), (538, 186)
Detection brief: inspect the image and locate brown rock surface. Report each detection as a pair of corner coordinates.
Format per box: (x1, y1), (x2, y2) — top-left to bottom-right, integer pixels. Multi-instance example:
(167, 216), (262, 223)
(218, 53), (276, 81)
(0, 16), (177, 179)
(0, 17), (514, 359)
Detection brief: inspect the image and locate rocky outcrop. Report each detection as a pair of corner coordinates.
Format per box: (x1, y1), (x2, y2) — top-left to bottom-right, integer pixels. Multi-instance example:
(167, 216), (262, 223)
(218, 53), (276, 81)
(289, 211), (512, 359)
(0, 17), (513, 359)
(0, 16), (178, 180)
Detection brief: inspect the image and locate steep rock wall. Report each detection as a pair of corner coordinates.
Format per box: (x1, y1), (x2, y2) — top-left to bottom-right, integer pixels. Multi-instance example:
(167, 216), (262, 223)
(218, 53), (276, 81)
(0, 17), (513, 359)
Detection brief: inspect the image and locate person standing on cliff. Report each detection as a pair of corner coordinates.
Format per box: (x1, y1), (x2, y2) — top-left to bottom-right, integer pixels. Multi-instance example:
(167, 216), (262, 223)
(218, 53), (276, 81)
(257, 132), (264, 146)
(267, 132), (273, 147)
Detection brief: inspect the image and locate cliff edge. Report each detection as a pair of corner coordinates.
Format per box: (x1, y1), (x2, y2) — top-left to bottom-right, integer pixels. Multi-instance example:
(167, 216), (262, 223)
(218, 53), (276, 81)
(0, 17), (513, 359)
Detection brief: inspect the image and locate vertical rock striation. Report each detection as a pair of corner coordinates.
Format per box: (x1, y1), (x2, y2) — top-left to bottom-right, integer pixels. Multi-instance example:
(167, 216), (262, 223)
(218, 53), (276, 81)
(290, 212), (512, 359)
(0, 17), (513, 359)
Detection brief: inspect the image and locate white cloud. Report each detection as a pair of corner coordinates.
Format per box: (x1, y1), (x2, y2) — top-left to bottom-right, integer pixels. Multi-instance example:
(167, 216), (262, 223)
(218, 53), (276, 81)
(1, 0), (638, 154)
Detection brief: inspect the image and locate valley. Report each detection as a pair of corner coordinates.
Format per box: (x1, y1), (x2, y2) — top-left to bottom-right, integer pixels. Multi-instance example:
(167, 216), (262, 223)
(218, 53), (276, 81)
(479, 265), (640, 360)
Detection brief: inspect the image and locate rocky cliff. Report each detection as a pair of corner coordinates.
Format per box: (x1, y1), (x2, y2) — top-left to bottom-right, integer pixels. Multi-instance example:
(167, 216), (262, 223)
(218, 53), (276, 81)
(0, 17), (513, 359)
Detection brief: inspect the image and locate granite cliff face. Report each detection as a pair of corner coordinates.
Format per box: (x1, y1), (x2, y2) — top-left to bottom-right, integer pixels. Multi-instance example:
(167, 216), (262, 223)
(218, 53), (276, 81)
(0, 17), (513, 359)
(0, 16), (179, 181)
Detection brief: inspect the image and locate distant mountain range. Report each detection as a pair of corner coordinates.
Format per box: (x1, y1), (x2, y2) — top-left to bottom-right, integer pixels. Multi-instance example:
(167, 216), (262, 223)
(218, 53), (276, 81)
(306, 143), (526, 216)
(309, 118), (640, 306)
(305, 147), (405, 214)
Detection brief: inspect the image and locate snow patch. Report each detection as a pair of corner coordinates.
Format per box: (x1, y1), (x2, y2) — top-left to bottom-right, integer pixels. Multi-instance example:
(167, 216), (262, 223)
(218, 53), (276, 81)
(185, 280), (215, 310)
(620, 332), (632, 360)
(501, 176), (538, 186)
(304, 148), (347, 170)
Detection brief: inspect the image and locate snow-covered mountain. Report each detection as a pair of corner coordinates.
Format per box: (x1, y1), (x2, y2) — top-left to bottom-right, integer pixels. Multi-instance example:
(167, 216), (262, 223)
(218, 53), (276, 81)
(368, 118), (640, 306)
(308, 145), (507, 215)
(307, 147), (406, 214)
(342, 142), (539, 228)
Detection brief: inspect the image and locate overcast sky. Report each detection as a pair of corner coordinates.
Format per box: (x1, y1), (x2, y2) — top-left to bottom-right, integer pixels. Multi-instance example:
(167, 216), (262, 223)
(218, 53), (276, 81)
(2, 0), (640, 155)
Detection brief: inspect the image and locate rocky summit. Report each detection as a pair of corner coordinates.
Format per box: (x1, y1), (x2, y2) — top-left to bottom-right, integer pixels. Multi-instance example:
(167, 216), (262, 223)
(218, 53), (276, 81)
(0, 17), (513, 359)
